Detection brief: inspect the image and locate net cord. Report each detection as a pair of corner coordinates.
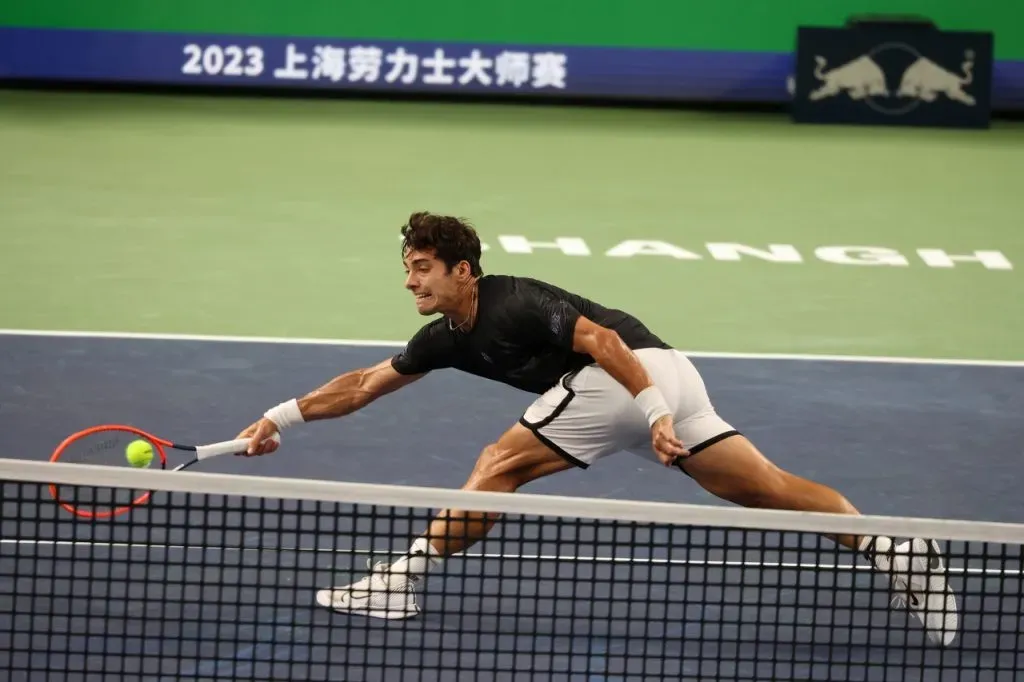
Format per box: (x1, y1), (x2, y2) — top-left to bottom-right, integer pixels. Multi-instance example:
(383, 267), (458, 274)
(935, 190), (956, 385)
(3, 456), (1022, 544)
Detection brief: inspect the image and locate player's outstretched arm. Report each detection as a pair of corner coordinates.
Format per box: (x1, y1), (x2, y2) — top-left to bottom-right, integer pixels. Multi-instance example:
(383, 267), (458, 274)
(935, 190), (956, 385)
(236, 358), (425, 455)
(295, 357), (423, 421)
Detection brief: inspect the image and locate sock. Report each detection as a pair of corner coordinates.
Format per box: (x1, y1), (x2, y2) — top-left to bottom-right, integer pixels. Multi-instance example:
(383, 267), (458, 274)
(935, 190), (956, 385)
(859, 534), (897, 572)
(388, 537), (443, 581)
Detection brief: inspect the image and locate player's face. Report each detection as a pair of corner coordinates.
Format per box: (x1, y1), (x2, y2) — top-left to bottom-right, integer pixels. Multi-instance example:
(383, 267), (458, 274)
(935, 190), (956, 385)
(402, 249), (466, 315)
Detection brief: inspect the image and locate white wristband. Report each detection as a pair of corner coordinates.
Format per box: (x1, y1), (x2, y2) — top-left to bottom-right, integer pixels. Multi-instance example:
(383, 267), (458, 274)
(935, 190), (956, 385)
(263, 398), (305, 430)
(634, 386), (672, 427)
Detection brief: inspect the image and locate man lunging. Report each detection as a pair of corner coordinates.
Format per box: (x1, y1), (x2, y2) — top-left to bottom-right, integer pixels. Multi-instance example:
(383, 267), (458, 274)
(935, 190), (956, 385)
(236, 212), (958, 645)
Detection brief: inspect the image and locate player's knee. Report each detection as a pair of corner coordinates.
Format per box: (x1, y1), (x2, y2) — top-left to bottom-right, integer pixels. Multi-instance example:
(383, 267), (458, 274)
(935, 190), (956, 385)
(463, 443), (524, 494)
(734, 482), (785, 509)
(708, 470), (790, 509)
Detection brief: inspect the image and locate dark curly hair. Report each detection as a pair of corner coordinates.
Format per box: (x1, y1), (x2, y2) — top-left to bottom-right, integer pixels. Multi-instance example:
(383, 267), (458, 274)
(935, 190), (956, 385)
(400, 211), (484, 277)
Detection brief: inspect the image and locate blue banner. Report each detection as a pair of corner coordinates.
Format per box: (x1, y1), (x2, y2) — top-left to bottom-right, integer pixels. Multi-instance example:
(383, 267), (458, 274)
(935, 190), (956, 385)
(1, 27), (1023, 110)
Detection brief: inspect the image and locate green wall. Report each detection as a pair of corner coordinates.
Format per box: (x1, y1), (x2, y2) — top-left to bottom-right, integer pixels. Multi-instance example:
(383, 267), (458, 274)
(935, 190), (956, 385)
(2, 1), (1020, 59)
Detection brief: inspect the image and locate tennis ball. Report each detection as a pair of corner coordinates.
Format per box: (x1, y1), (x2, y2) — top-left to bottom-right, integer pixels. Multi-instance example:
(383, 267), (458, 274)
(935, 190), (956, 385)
(125, 439), (154, 468)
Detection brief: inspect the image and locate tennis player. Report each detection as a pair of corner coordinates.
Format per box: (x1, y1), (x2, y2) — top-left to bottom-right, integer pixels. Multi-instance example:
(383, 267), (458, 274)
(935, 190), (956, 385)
(236, 211), (958, 645)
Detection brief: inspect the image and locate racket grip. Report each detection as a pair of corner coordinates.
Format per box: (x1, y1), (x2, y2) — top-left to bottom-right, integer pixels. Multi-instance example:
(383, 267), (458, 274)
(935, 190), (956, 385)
(195, 433), (281, 460)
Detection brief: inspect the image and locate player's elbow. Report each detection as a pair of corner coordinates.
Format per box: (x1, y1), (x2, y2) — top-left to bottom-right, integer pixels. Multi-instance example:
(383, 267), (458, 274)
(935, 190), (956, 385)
(576, 323), (623, 360)
(361, 358), (422, 402)
(596, 328), (627, 359)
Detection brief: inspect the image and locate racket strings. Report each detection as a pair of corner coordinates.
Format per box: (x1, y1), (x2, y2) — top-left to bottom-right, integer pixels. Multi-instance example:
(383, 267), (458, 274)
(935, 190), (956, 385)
(50, 430), (161, 517)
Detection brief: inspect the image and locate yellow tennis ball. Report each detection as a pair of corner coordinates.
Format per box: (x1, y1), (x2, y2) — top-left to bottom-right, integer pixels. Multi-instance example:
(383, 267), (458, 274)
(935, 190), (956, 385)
(125, 439), (154, 468)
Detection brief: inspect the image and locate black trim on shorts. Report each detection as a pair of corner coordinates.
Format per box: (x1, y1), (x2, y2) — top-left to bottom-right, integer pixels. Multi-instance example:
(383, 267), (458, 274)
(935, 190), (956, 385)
(673, 430), (742, 476)
(519, 419), (590, 469)
(689, 430), (741, 456)
(518, 371), (590, 470)
(520, 371), (578, 430)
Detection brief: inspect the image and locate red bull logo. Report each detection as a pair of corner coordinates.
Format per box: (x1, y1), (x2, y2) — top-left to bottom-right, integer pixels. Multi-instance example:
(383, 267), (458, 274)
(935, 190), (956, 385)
(791, 25), (992, 129)
(806, 43), (977, 115)
(809, 55), (889, 101)
(898, 51), (976, 106)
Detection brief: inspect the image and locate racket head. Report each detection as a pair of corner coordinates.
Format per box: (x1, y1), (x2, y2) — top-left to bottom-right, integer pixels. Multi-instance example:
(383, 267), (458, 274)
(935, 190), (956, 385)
(48, 424), (173, 519)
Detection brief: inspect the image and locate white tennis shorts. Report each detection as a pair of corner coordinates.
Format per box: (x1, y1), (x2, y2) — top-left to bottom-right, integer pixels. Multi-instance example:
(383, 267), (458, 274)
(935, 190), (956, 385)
(518, 348), (738, 468)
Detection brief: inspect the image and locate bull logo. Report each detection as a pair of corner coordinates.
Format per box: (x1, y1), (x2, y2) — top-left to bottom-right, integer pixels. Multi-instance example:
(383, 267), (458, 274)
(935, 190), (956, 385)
(809, 55), (889, 101)
(898, 50), (976, 106)
(805, 43), (978, 115)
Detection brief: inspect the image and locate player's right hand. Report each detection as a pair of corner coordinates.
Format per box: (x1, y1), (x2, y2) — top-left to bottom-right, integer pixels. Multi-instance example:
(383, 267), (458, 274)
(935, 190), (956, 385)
(650, 415), (688, 466)
(235, 418), (281, 456)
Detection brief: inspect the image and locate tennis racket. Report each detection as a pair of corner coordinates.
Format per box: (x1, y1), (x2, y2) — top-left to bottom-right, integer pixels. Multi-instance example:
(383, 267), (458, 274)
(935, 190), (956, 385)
(48, 423), (280, 519)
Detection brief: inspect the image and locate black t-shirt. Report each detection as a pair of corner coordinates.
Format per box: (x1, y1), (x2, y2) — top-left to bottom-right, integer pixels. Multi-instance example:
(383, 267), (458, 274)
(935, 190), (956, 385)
(390, 275), (671, 394)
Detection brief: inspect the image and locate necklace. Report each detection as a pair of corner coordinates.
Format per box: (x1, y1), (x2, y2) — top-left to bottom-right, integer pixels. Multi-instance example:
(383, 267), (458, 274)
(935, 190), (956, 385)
(448, 283), (478, 332)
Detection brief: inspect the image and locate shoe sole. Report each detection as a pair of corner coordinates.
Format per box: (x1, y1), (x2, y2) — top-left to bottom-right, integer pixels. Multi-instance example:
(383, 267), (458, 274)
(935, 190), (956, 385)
(904, 539), (959, 646)
(315, 589), (421, 620)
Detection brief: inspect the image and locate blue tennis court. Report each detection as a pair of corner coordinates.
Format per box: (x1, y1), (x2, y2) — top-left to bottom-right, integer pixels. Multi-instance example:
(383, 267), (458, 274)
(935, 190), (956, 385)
(2, 333), (1024, 680)
(2, 333), (1023, 518)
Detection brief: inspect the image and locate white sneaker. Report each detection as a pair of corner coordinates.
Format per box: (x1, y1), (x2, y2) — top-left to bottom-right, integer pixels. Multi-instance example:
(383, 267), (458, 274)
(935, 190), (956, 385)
(888, 538), (959, 646)
(315, 559), (421, 620)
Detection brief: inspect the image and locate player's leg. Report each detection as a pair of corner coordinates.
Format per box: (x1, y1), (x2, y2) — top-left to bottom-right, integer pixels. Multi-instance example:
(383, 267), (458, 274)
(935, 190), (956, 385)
(652, 349), (870, 545)
(315, 368), (637, 619)
(419, 421), (576, 558)
(663, 353), (957, 645)
(406, 365), (648, 563)
(678, 432), (957, 645)
(314, 420), (579, 618)
(679, 433), (863, 546)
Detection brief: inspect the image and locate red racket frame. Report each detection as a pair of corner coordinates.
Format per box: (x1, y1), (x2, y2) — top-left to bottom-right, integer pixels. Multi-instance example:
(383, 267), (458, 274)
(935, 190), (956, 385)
(48, 424), (174, 519)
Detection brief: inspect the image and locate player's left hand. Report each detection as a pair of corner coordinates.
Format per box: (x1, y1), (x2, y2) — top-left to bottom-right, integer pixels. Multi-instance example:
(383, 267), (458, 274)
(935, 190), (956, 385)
(651, 415), (688, 467)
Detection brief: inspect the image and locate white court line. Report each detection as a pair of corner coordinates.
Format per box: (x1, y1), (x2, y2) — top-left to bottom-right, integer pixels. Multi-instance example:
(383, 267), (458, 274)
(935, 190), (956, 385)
(2, 538), (1018, 576)
(1, 327), (1023, 367)
(0, 328), (404, 348)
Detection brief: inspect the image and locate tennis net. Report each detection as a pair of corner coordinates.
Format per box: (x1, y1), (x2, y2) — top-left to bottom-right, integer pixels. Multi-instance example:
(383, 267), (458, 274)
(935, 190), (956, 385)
(1, 457), (1022, 682)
